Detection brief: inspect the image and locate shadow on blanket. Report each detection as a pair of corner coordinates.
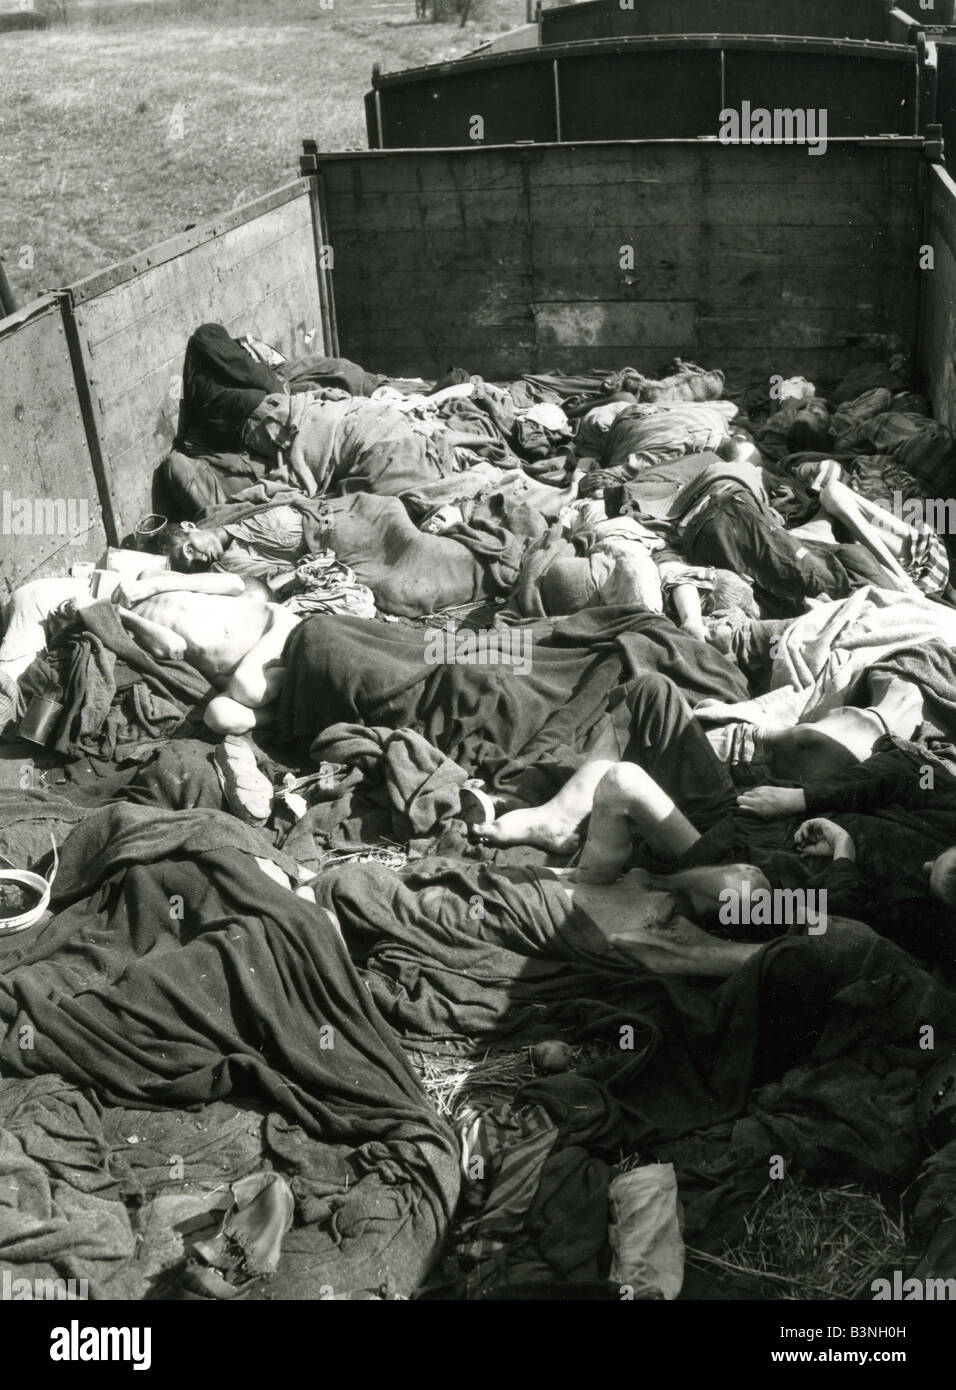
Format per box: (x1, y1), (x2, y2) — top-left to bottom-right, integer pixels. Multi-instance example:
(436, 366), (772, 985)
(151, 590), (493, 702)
(0, 772), (953, 1297)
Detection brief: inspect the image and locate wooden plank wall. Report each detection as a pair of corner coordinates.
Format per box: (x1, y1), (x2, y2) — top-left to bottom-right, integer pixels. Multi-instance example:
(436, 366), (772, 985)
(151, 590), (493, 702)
(920, 162), (956, 433)
(0, 298), (107, 600)
(315, 142), (923, 389)
(68, 182), (326, 538)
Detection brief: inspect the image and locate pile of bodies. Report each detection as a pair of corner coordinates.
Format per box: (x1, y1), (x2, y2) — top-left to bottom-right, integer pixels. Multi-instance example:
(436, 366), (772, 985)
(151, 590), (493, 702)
(1, 326), (956, 1300)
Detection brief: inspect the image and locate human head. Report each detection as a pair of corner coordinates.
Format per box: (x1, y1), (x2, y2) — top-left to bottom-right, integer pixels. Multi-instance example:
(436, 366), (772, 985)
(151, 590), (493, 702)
(792, 458), (829, 485)
(786, 401), (832, 453)
(158, 522), (224, 572)
(924, 847), (956, 908)
(717, 432), (763, 466)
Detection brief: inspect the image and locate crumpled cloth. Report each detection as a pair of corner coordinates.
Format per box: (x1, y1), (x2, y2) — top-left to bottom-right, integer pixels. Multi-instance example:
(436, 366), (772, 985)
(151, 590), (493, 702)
(286, 552), (376, 620)
(603, 402), (738, 474)
(699, 586), (956, 730)
(604, 360), (725, 405)
(189, 1170), (295, 1295)
(0, 806), (461, 1300)
(308, 724), (471, 839)
(608, 1163), (684, 1300)
(19, 600), (210, 761)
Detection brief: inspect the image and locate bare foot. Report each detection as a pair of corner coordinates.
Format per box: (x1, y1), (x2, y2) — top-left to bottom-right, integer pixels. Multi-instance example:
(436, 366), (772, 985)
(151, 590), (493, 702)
(467, 803), (583, 855)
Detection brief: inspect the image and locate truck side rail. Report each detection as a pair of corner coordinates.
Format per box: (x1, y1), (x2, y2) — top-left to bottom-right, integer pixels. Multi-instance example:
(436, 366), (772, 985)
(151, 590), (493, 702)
(365, 35), (928, 149)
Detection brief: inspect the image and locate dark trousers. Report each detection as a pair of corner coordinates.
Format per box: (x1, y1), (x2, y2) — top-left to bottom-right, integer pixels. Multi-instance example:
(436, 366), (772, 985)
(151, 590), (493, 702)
(622, 671), (736, 828)
(684, 491), (851, 617)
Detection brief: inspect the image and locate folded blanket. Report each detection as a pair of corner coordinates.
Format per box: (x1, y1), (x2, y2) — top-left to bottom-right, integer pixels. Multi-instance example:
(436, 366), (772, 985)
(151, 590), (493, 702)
(0, 806), (460, 1300)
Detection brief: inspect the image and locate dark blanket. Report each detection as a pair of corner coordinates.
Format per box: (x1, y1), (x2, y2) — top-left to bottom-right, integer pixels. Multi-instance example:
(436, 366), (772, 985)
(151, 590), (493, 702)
(19, 601), (211, 761)
(317, 857), (951, 1068)
(317, 855), (956, 1292)
(155, 447), (269, 518)
(278, 352), (387, 398)
(274, 607), (751, 802)
(672, 735), (956, 966)
(0, 805), (460, 1299)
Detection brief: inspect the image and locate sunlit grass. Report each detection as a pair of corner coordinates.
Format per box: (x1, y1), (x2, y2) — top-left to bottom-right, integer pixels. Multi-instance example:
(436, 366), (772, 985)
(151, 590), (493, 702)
(0, 0), (524, 302)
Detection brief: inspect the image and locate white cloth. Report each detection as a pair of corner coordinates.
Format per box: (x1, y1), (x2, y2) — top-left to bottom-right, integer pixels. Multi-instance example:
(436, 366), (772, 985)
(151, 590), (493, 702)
(608, 1164), (684, 1300)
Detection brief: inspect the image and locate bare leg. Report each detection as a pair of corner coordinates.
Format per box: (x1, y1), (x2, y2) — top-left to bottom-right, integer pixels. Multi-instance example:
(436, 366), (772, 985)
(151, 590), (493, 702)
(839, 487), (915, 540)
(576, 762), (700, 884)
(222, 604), (300, 708)
(467, 714), (625, 849)
(470, 758), (618, 853)
(205, 694), (275, 736)
(816, 478), (916, 590)
(643, 863), (771, 922)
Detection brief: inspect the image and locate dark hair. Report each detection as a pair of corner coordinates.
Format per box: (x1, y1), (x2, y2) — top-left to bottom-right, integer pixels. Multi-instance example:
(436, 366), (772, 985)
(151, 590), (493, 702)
(786, 403), (832, 453)
(156, 523), (207, 573)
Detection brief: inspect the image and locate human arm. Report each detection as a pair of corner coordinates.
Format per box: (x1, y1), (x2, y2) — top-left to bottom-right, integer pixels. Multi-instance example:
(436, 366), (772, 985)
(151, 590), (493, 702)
(669, 582), (707, 641)
(739, 750), (905, 820)
(115, 572), (246, 606)
(116, 607), (188, 662)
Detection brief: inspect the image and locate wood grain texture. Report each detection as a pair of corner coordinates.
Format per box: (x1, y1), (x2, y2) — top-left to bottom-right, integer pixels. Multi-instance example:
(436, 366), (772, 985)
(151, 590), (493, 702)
(317, 143), (922, 382)
(71, 190), (326, 537)
(920, 166), (956, 435)
(0, 299), (107, 597)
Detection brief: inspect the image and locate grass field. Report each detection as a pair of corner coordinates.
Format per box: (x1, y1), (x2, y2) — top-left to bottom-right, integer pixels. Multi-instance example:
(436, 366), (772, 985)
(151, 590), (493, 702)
(0, 0), (525, 304)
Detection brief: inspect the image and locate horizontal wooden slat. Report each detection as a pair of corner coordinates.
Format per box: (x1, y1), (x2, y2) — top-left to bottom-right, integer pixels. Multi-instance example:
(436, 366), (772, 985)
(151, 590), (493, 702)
(317, 141), (923, 389)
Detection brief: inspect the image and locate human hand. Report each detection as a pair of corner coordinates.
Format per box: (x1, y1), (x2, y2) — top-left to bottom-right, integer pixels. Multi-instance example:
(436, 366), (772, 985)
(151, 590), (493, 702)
(736, 785), (806, 819)
(288, 454), (317, 498)
(794, 817), (855, 860)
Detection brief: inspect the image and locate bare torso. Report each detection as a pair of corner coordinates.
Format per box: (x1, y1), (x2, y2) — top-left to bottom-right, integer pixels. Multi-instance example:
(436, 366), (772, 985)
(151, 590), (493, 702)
(133, 593), (274, 681)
